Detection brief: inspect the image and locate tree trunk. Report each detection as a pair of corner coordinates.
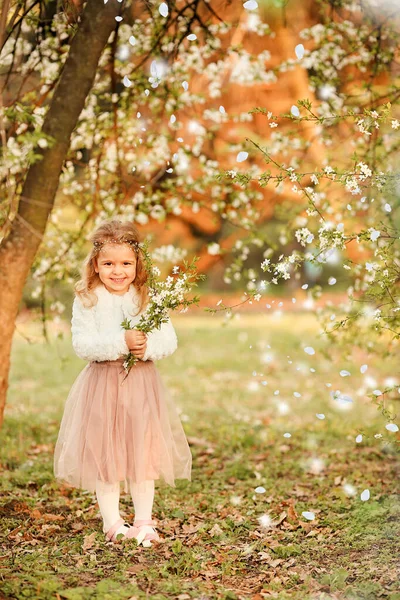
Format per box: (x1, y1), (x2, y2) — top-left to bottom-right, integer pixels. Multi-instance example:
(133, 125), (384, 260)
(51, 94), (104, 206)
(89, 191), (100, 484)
(0, 0), (121, 428)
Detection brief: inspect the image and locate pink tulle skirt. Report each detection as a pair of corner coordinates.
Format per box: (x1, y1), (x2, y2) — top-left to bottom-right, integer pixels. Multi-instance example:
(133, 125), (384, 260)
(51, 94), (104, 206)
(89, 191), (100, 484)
(53, 359), (192, 493)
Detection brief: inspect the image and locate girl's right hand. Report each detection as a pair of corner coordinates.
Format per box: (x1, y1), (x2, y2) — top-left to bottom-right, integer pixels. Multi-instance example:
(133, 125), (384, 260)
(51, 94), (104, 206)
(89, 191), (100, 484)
(125, 330), (147, 357)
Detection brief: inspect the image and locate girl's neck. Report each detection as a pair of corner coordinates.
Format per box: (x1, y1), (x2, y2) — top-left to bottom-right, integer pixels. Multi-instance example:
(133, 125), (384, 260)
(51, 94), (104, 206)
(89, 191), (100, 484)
(101, 282), (134, 296)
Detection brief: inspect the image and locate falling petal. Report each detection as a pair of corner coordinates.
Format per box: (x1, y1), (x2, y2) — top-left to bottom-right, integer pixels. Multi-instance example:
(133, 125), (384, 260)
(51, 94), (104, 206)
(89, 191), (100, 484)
(292, 297), (296, 303)
(373, 389), (382, 396)
(308, 458), (325, 474)
(360, 489), (370, 501)
(302, 284), (308, 289)
(231, 495), (242, 505)
(360, 364), (368, 374)
(283, 432), (291, 438)
(123, 75), (132, 87)
(341, 395), (353, 403)
(340, 370), (351, 377)
(170, 114), (176, 124)
(384, 203), (392, 212)
(255, 486), (266, 493)
(104, 0), (108, 3)
(356, 434), (363, 443)
(150, 61), (160, 78)
(328, 277), (336, 285)
(331, 390), (353, 404)
(293, 392), (301, 398)
(343, 483), (356, 496)
(258, 513), (274, 528)
(115, 16), (123, 22)
(295, 43), (305, 59)
(236, 151), (248, 162)
(304, 346), (315, 355)
(159, 2), (168, 17)
(302, 511), (315, 520)
(278, 401), (290, 415)
(129, 36), (136, 45)
(187, 33), (197, 41)
(291, 105), (300, 117)
(182, 81), (189, 91)
(247, 381), (259, 392)
(316, 413), (325, 420)
(243, 0), (258, 9)
(386, 423), (399, 432)
(219, 105), (226, 113)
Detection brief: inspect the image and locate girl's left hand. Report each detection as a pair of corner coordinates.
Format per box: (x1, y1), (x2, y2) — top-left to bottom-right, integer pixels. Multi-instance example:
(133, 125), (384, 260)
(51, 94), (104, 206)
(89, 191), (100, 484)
(133, 342), (147, 360)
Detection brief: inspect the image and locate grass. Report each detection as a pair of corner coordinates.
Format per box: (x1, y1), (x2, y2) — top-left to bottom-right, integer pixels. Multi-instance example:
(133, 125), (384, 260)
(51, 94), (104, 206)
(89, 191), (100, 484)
(0, 312), (399, 600)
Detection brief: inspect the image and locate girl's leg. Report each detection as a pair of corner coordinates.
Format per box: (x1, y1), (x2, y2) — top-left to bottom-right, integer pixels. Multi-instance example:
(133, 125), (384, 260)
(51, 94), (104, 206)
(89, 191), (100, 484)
(95, 479), (130, 537)
(129, 479), (155, 521)
(129, 480), (160, 544)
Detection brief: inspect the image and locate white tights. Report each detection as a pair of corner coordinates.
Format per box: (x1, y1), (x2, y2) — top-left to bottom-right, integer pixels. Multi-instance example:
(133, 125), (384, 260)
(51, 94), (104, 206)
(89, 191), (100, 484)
(95, 478), (155, 535)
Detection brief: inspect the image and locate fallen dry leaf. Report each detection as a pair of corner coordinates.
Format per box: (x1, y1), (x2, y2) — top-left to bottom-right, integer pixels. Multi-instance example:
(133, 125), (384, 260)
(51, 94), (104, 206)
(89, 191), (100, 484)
(43, 513), (65, 522)
(285, 499), (299, 522)
(276, 511), (287, 526)
(209, 523), (224, 537)
(82, 531), (97, 552)
(268, 558), (284, 568)
(182, 523), (202, 534)
(305, 529), (318, 537)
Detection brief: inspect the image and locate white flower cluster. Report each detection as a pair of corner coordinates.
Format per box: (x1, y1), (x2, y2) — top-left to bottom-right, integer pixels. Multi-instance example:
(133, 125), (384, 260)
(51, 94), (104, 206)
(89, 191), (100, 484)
(318, 223), (346, 251)
(147, 271), (189, 308)
(295, 228), (315, 246)
(151, 245), (188, 264)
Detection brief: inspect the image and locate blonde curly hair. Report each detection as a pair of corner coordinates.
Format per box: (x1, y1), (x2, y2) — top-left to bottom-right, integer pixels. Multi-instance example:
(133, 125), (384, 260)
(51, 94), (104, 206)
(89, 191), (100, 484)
(75, 219), (149, 314)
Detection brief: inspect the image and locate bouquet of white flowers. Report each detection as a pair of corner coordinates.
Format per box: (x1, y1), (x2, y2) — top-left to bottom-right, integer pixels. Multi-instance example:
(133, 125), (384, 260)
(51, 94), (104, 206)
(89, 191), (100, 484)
(121, 241), (204, 376)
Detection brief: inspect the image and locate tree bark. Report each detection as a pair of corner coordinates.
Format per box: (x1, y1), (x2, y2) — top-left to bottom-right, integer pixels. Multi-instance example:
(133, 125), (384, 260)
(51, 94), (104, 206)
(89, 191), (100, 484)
(0, 0), (121, 428)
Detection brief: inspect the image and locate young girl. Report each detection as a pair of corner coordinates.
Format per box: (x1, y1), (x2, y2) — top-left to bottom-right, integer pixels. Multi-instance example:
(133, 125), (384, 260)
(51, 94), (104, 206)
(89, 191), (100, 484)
(54, 219), (192, 546)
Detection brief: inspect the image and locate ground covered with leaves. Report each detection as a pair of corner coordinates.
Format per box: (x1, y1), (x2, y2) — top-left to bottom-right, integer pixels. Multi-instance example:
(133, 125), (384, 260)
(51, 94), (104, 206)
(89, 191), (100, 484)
(1, 313), (399, 600)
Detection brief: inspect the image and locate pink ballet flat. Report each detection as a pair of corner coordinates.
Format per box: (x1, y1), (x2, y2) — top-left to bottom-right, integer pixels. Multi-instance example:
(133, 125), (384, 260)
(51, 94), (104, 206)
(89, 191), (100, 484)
(104, 517), (132, 543)
(127, 519), (161, 547)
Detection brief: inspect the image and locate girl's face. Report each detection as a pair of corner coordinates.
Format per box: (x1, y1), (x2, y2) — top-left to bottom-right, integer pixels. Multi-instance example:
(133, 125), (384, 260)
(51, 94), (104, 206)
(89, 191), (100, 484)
(94, 243), (137, 295)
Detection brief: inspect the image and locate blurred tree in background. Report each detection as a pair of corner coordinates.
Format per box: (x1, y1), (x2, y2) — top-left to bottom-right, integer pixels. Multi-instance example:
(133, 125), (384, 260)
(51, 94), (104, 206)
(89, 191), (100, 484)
(0, 0), (399, 427)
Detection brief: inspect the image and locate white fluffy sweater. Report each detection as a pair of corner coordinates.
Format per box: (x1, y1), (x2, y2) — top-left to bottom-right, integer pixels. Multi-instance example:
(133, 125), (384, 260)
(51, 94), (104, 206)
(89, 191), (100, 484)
(71, 283), (177, 362)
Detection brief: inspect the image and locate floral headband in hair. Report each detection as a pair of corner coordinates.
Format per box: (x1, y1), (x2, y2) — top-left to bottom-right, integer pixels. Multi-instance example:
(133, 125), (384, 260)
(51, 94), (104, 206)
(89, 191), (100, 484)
(93, 238), (141, 253)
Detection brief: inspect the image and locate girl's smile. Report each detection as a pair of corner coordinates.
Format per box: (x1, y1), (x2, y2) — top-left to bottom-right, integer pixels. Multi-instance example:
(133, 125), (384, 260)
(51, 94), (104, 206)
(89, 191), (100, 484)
(94, 243), (137, 295)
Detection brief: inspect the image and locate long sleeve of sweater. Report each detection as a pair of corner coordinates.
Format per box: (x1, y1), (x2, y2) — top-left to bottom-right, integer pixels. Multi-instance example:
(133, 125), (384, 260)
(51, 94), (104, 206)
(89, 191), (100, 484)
(142, 316), (178, 362)
(71, 296), (130, 362)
